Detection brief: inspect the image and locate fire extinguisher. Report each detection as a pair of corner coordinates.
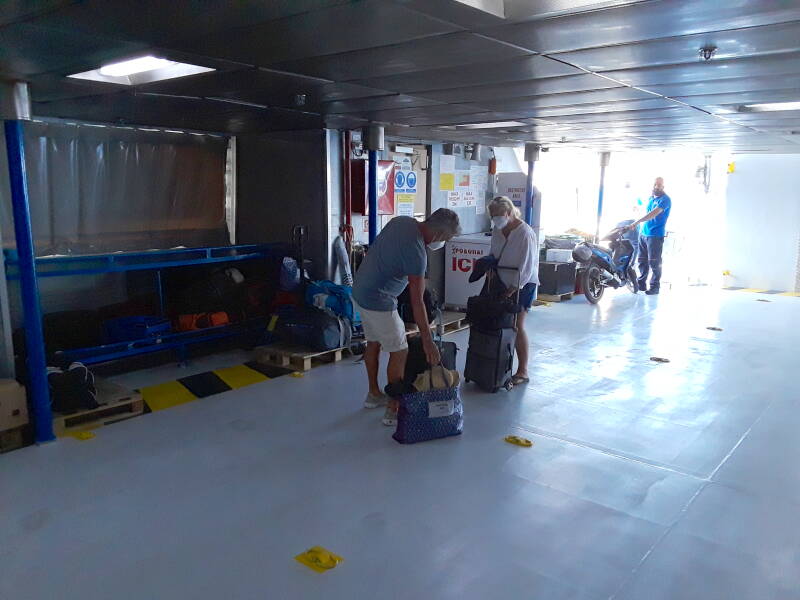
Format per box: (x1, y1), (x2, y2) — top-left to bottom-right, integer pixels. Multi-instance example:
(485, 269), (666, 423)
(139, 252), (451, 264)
(488, 149), (497, 194)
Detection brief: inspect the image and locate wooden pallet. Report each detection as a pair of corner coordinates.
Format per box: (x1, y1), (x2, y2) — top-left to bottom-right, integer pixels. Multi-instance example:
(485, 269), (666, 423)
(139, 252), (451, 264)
(0, 426), (25, 453)
(255, 343), (346, 371)
(405, 310), (470, 336)
(53, 379), (144, 436)
(537, 292), (574, 302)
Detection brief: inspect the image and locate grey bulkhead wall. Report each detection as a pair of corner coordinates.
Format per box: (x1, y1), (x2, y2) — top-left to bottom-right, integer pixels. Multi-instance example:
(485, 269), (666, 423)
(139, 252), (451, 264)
(0, 82), (30, 376)
(326, 129), (342, 282)
(236, 130), (333, 280)
(0, 123), (15, 376)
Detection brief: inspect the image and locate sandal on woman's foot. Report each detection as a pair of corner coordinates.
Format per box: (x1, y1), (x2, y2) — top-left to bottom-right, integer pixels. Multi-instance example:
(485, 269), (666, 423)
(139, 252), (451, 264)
(511, 375), (530, 385)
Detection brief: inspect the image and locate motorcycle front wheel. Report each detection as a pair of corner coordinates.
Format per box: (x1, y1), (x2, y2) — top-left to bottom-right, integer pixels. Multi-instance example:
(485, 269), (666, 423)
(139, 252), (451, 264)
(582, 265), (605, 304)
(626, 266), (638, 293)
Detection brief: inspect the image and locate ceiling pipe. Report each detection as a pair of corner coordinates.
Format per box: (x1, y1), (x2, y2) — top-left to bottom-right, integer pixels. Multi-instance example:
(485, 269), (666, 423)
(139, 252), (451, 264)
(341, 130), (353, 249)
(523, 142), (540, 229)
(0, 81), (31, 120)
(364, 125), (384, 245)
(595, 151), (611, 243)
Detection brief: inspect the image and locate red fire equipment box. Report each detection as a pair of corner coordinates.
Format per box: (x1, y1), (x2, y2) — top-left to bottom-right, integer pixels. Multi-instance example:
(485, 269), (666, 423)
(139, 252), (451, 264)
(351, 159), (395, 215)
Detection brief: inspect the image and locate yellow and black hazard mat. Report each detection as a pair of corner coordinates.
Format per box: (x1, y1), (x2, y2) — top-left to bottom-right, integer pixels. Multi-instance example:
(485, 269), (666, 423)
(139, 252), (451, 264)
(140, 362), (293, 413)
(723, 287), (799, 297)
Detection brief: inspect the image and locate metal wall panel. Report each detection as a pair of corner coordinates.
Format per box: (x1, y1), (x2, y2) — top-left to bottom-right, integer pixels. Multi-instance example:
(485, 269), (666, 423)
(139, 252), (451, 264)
(0, 0), (73, 26)
(138, 69), (391, 112)
(7, 0), (800, 151)
(414, 74), (622, 103)
(0, 22), (145, 77)
(28, 0), (358, 46)
(552, 22), (800, 72)
(171, 1), (459, 67)
(236, 130), (330, 279)
(352, 55), (582, 94)
(472, 87), (656, 111)
(322, 95), (443, 115)
(602, 52), (800, 87)
(272, 32), (532, 82)
(482, 0), (800, 54)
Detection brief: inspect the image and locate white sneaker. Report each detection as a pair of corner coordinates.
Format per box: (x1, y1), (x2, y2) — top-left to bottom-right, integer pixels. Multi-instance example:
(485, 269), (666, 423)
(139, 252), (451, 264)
(364, 392), (387, 409)
(382, 405), (398, 427)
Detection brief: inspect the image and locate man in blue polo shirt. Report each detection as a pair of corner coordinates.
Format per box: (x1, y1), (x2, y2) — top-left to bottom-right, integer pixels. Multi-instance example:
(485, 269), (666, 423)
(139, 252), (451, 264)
(627, 177), (671, 295)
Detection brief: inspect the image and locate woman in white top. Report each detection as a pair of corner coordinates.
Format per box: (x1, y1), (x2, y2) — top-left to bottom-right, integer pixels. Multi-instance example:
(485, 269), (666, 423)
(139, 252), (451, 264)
(488, 196), (540, 385)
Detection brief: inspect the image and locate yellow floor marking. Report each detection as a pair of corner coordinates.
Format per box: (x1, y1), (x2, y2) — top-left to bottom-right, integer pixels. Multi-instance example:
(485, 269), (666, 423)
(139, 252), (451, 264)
(295, 546), (343, 573)
(779, 292), (800, 297)
(738, 288), (768, 293)
(213, 365), (268, 389)
(66, 430), (96, 441)
(504, 435), (533, 448)
(141, 380), (197, 412)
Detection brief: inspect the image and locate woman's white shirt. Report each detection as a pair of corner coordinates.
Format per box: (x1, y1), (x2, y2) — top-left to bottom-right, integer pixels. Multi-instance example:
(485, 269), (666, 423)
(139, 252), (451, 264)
(490, 220), (540, 288)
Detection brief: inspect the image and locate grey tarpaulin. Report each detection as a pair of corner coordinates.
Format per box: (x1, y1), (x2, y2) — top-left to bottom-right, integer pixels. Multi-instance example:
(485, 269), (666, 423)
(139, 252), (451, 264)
(1, 121), (230, 255)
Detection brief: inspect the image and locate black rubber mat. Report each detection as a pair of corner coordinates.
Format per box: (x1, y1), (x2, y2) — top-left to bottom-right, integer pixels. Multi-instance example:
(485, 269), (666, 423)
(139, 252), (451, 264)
(244, 361), (294, 379)
(177, 372), (232, 398)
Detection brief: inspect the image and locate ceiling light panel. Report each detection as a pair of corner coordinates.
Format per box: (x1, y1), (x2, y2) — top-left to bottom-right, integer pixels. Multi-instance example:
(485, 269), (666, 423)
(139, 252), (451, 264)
(69, 56), (214, 86)
(741, 101), (800, 112)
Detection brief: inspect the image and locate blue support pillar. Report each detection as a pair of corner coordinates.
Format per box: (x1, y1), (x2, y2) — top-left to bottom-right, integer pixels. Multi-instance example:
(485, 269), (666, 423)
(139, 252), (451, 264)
(4, 120), (54, 443)
(595, 152), (611, 243)
(524, 159), (535, 225)
(367, 149), (378, 244)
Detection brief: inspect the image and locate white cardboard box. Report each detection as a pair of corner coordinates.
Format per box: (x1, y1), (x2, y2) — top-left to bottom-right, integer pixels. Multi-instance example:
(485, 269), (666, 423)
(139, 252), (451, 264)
(545, 248), (574, 263)
(0, 379), (28, 431)
(445, 233), (492, 310)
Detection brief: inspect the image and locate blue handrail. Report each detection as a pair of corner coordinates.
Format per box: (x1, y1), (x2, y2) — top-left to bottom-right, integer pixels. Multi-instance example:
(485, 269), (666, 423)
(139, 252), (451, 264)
(3, 243), (288, 279)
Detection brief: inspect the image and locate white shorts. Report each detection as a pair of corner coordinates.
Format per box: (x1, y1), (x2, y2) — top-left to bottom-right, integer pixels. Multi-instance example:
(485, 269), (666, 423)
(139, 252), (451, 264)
(354, 301), (408, 353)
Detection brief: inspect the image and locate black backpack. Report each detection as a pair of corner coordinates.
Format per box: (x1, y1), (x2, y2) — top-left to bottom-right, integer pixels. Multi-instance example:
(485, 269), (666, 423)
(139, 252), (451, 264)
(396, 287), (435, 324)
(48, 363), (98, 414)
(275, 306), (351, 351)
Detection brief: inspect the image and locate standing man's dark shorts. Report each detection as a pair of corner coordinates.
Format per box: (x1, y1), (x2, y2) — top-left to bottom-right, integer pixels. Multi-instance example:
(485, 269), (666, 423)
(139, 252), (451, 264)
(519, 282), (538, 310)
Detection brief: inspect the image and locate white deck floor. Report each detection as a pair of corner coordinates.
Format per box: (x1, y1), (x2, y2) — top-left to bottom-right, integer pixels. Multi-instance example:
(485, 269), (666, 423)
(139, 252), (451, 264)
(2, 287), (798, 599)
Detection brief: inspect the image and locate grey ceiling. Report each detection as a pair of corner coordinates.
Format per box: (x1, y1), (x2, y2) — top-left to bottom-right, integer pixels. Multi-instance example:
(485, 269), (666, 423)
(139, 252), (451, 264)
(2, 0), (800, 152)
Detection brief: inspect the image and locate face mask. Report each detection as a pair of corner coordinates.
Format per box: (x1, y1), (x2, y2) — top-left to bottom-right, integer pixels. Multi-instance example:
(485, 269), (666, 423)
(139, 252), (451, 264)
(492, 216), (510, 229)
(653, 188), (663, 197)
(427, 240), (445, 251)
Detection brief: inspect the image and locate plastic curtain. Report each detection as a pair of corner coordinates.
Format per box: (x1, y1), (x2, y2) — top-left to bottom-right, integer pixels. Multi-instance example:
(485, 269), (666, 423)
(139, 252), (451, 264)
(1, 121), (230, 255)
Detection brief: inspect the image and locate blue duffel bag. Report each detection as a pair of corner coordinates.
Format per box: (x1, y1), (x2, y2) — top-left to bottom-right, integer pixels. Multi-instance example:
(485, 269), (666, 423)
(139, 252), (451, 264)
(306, 280), (360, 325)
(393, 384), (463, 445)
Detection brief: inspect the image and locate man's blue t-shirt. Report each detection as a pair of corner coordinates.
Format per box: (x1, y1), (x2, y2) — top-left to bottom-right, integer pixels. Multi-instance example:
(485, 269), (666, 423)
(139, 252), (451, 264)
(641, 193), (671, 237)
(352, 216), (427, 311)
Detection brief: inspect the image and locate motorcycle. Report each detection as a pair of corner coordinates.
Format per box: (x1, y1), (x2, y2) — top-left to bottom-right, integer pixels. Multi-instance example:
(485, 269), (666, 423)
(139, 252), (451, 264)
(571, 227), (638, 304)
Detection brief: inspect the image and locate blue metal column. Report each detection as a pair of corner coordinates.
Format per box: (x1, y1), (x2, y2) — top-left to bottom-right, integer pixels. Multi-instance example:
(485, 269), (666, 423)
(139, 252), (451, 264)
(595, 152), (611, 243)
(523, 159), (535, 225)
(4, 120), (55, 443)
(367, 149), (378, 244)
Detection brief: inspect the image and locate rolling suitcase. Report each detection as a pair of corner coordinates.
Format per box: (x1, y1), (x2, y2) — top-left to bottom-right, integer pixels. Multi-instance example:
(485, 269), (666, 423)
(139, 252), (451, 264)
(464, 326), (516, 392)
(404, 337), (457, 384)
(464, 267), (520, 393)
(404, 307), (457, 384)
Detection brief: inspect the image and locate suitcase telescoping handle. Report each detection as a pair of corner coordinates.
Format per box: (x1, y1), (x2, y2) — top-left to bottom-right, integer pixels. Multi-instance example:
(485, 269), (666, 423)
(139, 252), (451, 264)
(495, 266), (523, 330)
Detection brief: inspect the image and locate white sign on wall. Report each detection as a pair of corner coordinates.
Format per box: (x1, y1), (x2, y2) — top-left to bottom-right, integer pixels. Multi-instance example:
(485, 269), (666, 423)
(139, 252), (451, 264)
(496, 172), (528, 208)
